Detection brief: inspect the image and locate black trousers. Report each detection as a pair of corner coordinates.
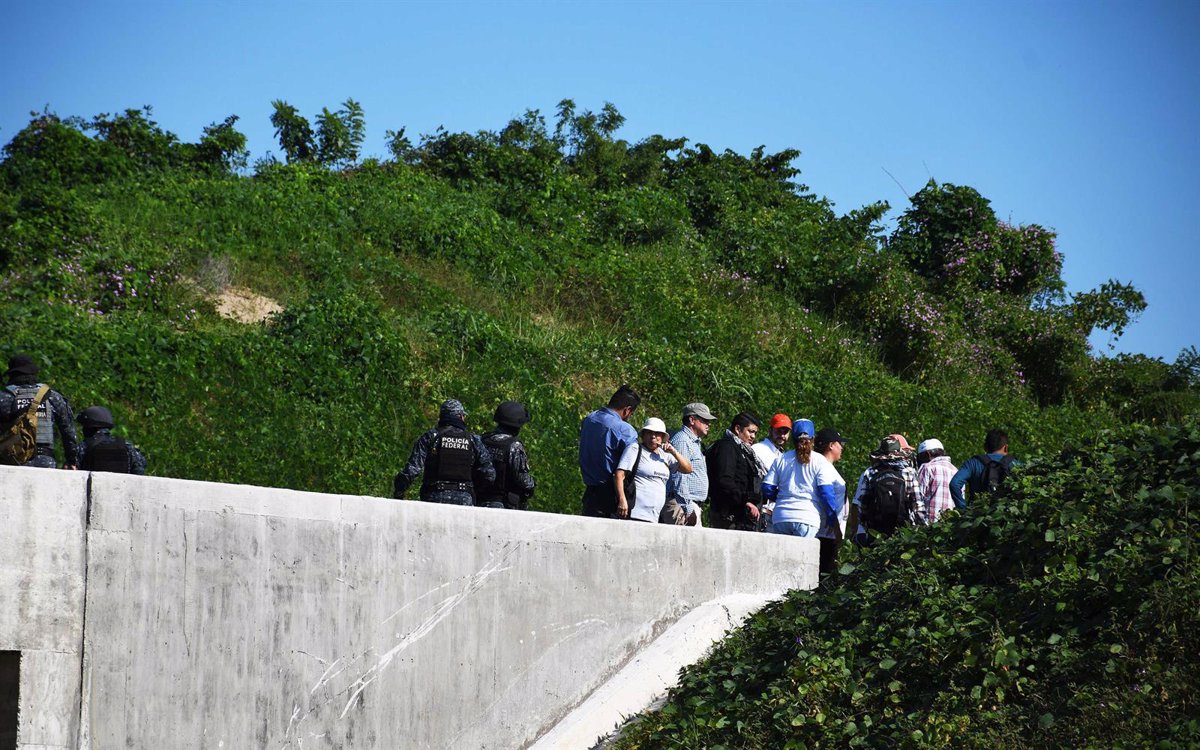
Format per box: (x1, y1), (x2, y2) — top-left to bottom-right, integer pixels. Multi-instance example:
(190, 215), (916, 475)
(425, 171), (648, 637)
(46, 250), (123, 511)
(581, 482), (619, 518)
(819, 537), (841, 575)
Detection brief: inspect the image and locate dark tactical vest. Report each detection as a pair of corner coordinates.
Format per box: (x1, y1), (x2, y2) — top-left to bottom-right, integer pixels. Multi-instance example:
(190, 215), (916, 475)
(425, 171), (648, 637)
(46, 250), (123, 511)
(82, 433), (132, 473)
(480, 432), (516, 506)
(422, 426), (477, 496)
(7, 384), (54, 450)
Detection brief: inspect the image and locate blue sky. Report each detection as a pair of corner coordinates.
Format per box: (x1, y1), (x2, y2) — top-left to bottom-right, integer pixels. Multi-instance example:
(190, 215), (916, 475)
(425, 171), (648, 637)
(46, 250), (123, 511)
(3, 0), (1196, 361)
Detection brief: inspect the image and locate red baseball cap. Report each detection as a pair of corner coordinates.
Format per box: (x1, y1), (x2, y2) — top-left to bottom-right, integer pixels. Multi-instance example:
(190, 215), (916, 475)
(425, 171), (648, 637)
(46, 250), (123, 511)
(770, 413), (792, 430)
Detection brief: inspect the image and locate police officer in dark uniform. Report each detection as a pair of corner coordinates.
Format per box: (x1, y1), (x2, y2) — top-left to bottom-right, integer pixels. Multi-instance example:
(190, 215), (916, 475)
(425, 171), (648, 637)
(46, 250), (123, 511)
(76, 406), (147, 475)
(1, 354), (79, 468)
(393, 399), (496, 505)
(477, 400), (536, 510)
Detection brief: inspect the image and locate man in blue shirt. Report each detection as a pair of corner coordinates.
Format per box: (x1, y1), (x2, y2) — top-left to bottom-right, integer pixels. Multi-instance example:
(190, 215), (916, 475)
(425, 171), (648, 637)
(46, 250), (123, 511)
(950, 428), (1015, 508)
(579, 384), (641, 517)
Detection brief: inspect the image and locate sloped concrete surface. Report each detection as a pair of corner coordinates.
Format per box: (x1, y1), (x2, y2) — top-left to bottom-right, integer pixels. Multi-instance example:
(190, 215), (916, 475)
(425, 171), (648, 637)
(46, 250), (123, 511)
(530, 592), (783, 750)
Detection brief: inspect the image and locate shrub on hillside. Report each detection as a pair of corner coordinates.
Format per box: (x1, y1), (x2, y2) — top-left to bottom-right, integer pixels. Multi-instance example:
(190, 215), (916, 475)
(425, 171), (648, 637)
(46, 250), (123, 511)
(615, 420), (1200, 749)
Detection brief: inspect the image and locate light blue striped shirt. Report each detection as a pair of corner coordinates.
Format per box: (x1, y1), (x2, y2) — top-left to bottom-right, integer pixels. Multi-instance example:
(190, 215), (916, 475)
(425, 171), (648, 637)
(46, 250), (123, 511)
(667, 426), (708, 513)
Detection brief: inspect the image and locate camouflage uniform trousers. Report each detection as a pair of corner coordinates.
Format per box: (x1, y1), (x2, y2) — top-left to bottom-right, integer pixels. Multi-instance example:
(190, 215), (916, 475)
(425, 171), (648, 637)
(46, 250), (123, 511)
(420, 490), (475, 506)
(24, 454), (59, 469)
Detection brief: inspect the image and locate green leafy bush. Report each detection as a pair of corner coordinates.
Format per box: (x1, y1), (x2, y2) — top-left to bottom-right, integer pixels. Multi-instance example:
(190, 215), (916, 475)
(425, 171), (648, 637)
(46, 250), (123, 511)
(615, 420), (1200, 749)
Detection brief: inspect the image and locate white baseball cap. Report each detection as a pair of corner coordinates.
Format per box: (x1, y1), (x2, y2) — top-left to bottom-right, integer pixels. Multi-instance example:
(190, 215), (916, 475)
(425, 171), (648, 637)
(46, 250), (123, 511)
(918, 438), (944, 454)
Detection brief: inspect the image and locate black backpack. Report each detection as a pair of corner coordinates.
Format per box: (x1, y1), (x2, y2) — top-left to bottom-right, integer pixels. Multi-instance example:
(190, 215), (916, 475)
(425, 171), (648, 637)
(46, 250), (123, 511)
(480, 431), (515, 505)
(863, 466), (908, 535)
(976, 454), (1014, 495)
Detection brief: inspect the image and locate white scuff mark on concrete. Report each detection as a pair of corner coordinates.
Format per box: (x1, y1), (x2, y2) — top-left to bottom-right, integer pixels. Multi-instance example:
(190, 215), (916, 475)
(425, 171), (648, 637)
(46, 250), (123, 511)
(279, 650), (375, 748)
(524, 519), (571, 536)
(284, 704), (302, 743)
(308, 656), (338, 690)
(334, 576), (357, 590)
(339, 544), (518, 718)
(547, 618), (609, 633)
(380, 578), (456, 625)
(296, 650), (329, 667)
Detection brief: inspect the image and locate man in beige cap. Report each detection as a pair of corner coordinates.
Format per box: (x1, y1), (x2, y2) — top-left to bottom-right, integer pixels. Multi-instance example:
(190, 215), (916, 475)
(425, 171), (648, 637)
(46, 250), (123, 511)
(664, 402), (715, 525)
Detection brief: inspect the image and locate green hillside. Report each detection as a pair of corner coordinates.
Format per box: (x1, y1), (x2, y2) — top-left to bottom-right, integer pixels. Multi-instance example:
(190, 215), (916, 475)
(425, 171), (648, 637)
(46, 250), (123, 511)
(613, 420), (1199, 749)
(1, 101), (1196, 509)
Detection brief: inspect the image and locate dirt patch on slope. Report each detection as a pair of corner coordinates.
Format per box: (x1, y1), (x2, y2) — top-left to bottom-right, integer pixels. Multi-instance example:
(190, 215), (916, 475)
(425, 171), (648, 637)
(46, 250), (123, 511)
(215, 286), (282, 323)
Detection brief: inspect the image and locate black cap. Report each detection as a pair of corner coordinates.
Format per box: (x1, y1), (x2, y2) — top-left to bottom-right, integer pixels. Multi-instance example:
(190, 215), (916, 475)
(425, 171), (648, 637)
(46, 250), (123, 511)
(494, 400), (530, 428)
(77, 406), (115, 429)
(6, 354), (38, 377)
(815, 427), (847, 446)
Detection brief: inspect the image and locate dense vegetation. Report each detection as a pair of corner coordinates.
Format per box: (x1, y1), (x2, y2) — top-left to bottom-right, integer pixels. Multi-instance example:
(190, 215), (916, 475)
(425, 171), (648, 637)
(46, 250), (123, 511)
(614, 420), (1199, 748)
(2, 99), (1196, 749)
(1, 101), (1196, 509)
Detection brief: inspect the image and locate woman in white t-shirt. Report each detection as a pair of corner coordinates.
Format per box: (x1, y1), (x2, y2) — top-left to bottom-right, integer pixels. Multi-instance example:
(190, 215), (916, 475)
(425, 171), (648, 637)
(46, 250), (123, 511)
(614, 417), (693, 522)
(762, 419), (841, 539)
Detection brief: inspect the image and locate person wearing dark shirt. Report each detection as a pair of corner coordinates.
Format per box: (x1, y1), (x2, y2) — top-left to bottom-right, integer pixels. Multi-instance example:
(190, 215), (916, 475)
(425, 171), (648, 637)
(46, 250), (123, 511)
(1, 354), (79, 468)
(706, 412), (764, 530)
(76, 406), (147, 475)
(394, 399), (496, 506)
(478, 400), (536, 510)
(950, 428), (1016, 508)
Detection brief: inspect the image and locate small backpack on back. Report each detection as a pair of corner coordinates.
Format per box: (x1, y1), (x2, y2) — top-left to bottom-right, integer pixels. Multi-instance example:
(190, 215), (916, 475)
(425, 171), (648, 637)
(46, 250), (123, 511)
(0, 385), (51, 466)
(863, 466), (908, 535)
(976, 454), (1014, 494)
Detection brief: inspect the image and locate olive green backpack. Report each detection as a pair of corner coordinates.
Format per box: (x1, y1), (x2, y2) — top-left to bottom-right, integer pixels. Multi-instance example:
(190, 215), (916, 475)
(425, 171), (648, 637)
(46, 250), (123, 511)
(0, 384), (50, 465)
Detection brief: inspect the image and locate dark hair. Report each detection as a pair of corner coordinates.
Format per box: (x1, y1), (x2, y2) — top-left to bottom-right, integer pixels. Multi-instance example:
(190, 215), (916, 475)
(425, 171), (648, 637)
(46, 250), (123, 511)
(608, 384), (641, 411)
(729, 411), (761, 432)
(984, 429), (1008, 453)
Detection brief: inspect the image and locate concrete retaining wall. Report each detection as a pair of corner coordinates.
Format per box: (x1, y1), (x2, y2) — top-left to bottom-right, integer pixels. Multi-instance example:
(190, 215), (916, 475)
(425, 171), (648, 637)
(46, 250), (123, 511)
(0, 468), (88, 750)
(1, 466), (817, 749)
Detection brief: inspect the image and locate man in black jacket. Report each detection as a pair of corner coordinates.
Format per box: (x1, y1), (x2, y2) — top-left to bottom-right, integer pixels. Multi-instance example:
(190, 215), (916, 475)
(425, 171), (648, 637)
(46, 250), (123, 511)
(705, 412), (763, 530)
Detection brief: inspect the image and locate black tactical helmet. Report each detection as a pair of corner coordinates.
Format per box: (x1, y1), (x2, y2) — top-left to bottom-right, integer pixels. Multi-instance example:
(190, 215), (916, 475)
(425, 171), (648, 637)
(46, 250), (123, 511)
(494, 400), (530, 428)
(77, 405), (115, 430)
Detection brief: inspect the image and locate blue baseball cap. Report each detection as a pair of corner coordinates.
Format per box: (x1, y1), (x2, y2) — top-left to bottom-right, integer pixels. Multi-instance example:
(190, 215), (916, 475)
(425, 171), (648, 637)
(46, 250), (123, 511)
(792, 418), (815, 439)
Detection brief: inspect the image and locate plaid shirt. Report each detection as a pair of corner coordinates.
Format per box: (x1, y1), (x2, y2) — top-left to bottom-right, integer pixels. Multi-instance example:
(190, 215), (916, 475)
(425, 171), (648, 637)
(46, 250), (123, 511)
(915, 455), (958, 523)
(667, 425), (708, 514)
